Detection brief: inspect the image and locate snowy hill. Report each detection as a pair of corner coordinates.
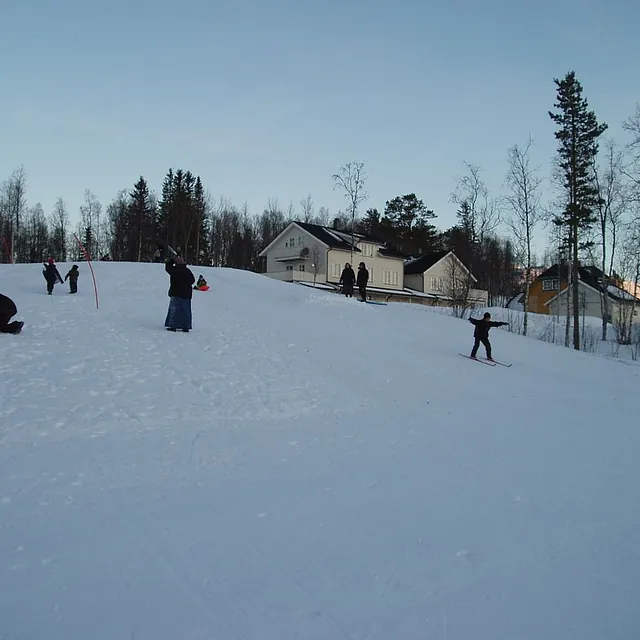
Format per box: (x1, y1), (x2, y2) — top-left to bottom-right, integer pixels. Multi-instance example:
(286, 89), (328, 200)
(1, 262), (639, 640)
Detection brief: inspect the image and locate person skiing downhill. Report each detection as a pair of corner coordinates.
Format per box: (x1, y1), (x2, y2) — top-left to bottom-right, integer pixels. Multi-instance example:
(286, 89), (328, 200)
(42, 258), (63, 294)
(469, 312), (508, 361)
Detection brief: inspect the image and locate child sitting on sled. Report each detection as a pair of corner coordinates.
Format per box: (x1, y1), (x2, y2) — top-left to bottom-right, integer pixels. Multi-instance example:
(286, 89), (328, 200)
(193, 275), (209, 291)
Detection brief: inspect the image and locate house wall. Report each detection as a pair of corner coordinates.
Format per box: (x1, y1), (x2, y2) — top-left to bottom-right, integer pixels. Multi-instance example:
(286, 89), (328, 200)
(327, 245), (404, 290)
(547, 283), (608, 319)
(418, 254), (488, 307)
(263, 226), (328, 282)
(404, 273), (423, 291)
(529, 276), (568, 314)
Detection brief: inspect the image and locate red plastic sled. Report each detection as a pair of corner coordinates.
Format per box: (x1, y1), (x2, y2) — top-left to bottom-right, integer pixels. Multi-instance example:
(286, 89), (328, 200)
(195, 285), (210, 291)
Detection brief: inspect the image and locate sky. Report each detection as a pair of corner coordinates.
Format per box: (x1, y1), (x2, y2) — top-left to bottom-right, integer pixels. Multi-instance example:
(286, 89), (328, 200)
(1, 0), (638, 257)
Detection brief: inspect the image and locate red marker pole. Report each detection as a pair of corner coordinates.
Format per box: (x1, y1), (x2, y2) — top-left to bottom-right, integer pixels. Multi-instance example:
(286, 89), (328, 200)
(73, 234), (99, 310)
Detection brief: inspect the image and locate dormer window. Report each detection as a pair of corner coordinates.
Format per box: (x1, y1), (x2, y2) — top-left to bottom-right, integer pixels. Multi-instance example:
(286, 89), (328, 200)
(360, 243), (375, 258)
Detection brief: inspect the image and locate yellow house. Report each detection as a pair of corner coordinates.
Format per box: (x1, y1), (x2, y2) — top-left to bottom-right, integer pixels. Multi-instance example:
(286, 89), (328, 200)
(528, 265), (569, 314)
(529, 264), (640, 323)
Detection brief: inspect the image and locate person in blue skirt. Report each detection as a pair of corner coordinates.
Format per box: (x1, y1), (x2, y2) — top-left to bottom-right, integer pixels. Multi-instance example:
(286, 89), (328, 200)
(164, 256), (195, 332)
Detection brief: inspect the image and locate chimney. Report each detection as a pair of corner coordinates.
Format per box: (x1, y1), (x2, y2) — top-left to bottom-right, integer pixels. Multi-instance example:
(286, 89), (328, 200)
(333, 217), (341, 230)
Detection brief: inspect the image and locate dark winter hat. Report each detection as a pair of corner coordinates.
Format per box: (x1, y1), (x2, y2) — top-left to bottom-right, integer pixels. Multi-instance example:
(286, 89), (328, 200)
(483, 312), (491, 319)
(72, 264), (78, 269)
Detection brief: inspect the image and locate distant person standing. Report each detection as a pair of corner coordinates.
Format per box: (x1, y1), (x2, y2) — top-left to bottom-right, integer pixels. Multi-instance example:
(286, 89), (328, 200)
(357, 262), (369, 301)
(0, 293), (24, 334)
(164, 256), (195, 332)
(339, 263), (356, 297)
(64, 265), (79, 294)
(42, 258), (63, 295)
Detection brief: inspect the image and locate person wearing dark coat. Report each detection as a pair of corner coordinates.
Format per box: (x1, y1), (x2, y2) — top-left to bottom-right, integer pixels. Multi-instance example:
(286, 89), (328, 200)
(42, 258), (63, 294)
(356, 262), (369, 301)
(64, 265), (79, 294)
(164, 256), (195, 332)
(469, 312), (508, 360)
(0, 293), (24, 334)
(339, 263), (356, 297)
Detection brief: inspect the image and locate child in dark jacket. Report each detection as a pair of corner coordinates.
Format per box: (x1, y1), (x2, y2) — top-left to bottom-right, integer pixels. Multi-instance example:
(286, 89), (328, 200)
(469, 312), (508, 360)
(42, 258), (63, 294)
(64, 265), (79, 294)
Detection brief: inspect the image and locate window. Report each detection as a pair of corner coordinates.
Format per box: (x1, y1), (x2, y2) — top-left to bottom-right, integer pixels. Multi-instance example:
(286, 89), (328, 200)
(430, 276), (444, 291)
(286, 265), (293, 271)
(369, 268), (374, 283)
(298, 264), (305, 271)
(542, 278), (559, 291)
(331, 262), (341, 278)
(298, 236), (303, 246)
(360, 243), (374, 257)
(382, 270), (398, 286)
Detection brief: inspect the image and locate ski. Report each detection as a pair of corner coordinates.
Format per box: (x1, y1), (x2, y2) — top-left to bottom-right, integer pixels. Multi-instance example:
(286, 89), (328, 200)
(459, 353), (496, 366)
(480, 357), (511, 367)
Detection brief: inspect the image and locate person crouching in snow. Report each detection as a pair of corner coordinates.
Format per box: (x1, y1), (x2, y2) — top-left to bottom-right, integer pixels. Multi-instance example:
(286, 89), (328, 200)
(194, 275), (209, 291)
(64, 265), (79, 294)
(164, 255), (195, 332)
(469, 312), (508, 361)
(42, 257), (63, 295)
(0, 293), (24, 334)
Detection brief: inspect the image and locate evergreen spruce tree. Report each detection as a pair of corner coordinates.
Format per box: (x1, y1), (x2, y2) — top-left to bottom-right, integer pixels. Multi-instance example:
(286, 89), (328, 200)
(549, 70), (607, 350)
(157, 169), (175, 249)
(127, 176), (154, 262)
(381, 194), (438, 255)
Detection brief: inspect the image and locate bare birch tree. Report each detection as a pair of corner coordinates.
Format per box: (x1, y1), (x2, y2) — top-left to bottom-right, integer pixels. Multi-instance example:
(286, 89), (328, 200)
(50, 198), (69, 261)
(450, 161), (500, 247)
(614, 214), (640, 344)
(300, 194), (314, 222)
(310, 243), (323, 286)
(622, 103), (640, 191)
(332, 162), (368, 260)
(1, 166), (28, 261)
(79, 189), (102, 259)
(592, 140), (628, 339)
(504, 136), (542, 336)
(442, 253), (473, 318)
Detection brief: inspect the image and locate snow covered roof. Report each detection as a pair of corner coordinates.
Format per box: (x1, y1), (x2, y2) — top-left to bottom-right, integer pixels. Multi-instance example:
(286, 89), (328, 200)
(403, 251), (450, 274)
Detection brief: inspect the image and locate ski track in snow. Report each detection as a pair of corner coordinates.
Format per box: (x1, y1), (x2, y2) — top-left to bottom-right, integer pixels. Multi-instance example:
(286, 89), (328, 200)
(1, 263), (640, 639)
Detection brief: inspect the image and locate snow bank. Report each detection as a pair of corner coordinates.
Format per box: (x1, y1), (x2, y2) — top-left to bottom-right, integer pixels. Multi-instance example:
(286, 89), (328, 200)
(1, 262), (639, 639)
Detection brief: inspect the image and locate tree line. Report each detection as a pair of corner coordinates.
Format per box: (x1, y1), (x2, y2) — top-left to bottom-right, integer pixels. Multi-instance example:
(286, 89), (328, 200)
(2, 70), (639, 345)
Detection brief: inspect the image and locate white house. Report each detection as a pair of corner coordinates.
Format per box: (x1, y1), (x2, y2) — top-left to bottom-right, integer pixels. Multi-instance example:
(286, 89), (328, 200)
(404, 250), (488, 307)
(259, 221), (435, 303)
(545, 277), (640, 325)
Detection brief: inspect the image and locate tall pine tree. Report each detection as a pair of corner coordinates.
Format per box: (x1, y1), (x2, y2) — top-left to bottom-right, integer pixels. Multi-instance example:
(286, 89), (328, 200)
(549, 70), (607, 350)
(381, 194), (438, 255)
(127, 176), (155, 262)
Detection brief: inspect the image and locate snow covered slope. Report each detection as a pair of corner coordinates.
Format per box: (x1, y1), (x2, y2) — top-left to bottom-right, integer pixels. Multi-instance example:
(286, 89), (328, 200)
(1, 262), (639, 640)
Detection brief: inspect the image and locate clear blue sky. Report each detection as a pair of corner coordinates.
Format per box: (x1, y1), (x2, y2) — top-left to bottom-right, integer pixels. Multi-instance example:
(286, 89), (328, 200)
(1, 0), (638, 256)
